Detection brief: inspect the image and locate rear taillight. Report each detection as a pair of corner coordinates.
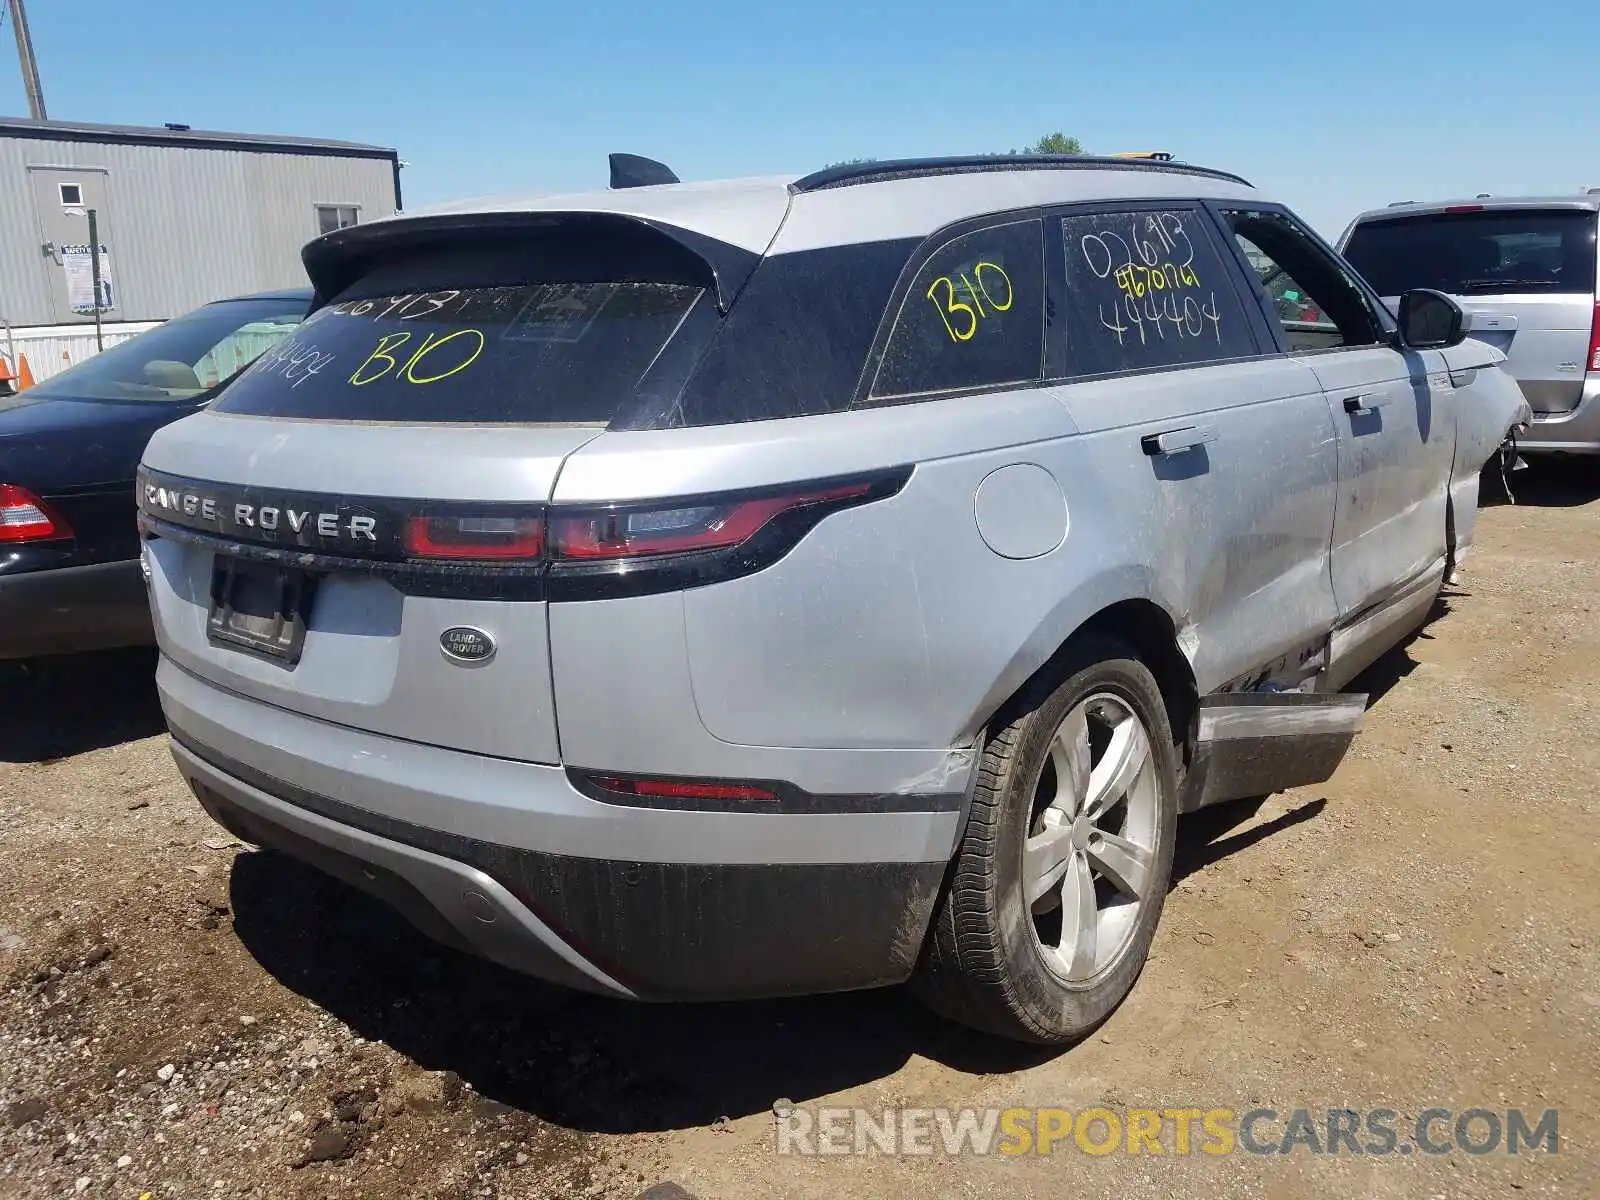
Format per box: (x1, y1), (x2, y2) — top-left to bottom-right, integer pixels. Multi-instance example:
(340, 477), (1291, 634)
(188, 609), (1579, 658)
(1444, 204), (1485, 213)
(0, 484), (72, 543)
(135, 465), (911, 601)
(1588, 302), (1600, 373)
(548, 482), (872, 561)
(404, 515), (543, 561)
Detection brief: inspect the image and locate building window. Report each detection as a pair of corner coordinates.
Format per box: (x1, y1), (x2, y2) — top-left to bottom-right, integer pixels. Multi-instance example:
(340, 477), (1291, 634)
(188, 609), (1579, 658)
(58, 182), (82, 207)
(316, 205), (359, 236)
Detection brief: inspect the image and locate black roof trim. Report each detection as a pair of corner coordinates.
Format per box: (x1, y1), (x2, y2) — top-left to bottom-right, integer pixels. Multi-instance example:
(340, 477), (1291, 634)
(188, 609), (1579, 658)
(0, 116), (396, 160)
(792, 154), (1251, 193)
(793, 155), (1254, 192)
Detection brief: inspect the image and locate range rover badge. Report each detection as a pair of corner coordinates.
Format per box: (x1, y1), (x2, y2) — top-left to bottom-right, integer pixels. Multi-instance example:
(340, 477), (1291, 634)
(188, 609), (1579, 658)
(440, 626), (496, 664)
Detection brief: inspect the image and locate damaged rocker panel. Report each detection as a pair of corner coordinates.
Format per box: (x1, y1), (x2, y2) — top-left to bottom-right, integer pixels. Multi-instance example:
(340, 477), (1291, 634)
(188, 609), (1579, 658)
(1179, 691), (1367, 813)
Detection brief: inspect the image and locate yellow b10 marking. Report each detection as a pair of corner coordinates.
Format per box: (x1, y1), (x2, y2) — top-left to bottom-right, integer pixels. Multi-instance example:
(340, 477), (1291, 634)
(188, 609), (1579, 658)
(349, 329), (486, 387)
(927, 261), (1014, 343)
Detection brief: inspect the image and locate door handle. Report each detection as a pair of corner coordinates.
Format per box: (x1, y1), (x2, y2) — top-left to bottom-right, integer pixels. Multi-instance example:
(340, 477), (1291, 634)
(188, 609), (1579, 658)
(1343, 393), (1389, 415)
(1142, 424), (1218, 456)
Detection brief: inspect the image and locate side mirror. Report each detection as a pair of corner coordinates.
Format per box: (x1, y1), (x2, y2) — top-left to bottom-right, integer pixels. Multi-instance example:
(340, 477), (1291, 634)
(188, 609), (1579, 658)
(1397, 288), (1466, 349)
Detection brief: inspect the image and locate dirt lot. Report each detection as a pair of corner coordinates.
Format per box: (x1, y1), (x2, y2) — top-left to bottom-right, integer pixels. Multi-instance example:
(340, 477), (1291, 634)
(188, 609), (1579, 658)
(2, 464), (1596, 1200)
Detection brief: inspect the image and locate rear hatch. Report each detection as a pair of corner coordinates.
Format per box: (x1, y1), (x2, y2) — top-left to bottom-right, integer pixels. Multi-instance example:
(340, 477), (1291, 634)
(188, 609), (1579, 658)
(137, 214), (746, 764)
(1342, 206), (1599, 414)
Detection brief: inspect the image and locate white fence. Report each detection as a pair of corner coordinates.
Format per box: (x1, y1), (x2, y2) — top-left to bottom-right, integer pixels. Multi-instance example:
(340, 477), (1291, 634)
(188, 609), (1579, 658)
(3, 320), (163, 385)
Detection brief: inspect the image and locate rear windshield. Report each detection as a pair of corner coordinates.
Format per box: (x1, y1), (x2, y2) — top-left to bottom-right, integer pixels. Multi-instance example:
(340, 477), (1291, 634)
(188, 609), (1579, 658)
(27, 297), (304, 404)
(1343, 209), (1598, 296)
(213, 282), (706, 424)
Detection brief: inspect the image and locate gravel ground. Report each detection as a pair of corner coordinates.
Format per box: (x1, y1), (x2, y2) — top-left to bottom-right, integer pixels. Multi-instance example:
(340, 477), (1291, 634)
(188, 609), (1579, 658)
(2, 462), (1596, 1200)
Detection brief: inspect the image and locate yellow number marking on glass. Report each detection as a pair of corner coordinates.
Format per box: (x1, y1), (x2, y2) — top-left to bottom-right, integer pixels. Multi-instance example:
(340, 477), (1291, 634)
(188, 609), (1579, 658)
(403, 329), (487, 384)
(348, 332), (412, 386)
(974, 262), (1014, 311)
(927, 276), (978, 342)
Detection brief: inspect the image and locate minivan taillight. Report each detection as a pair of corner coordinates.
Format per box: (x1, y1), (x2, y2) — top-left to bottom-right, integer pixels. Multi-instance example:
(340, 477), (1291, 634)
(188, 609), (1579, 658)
(1588, 302), (1600, 374)
(0, 484), (72, 543)
(548, 482), (872, 561)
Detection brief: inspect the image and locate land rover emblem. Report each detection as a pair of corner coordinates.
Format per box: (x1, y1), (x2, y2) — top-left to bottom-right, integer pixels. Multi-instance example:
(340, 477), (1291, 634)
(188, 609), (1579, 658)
(440, 626), (495, 664)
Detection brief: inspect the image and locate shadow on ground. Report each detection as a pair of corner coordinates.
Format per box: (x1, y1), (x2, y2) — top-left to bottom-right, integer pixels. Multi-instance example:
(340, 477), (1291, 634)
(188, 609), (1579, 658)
(224, 529), (1497, 1136)
(229, 852), (1059, 1136)
(0, 646), (163, 762)
(1480, 456), (1600, 510)
(1168, 583), (1461, 883)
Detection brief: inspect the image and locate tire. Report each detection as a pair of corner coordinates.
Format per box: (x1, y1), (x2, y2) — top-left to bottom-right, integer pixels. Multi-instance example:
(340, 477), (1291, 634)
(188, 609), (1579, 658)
(912, 635), (1180, 1044)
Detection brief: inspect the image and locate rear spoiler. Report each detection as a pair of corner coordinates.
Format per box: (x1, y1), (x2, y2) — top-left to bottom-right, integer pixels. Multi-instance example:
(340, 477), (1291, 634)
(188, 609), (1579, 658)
(301, 210), (760, 314)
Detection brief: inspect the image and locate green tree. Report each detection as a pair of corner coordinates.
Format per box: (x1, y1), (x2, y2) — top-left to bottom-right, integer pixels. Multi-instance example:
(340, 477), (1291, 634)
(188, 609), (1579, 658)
(1025, 132), (1083, 155)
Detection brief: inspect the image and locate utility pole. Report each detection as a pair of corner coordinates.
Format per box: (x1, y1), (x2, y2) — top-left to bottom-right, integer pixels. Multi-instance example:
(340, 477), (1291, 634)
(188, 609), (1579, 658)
(87, 209), (104, 350)
(9, 0), (47, 121)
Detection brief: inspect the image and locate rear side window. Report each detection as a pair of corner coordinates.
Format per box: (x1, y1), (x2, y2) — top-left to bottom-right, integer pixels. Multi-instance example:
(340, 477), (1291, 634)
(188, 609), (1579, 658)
(1059, 208), (1258, 376)
(870, 220), (1045, 400)
(215, 283), (705, 424)
(661, 238), (917, 428)
(1343, 209), (1599, 296)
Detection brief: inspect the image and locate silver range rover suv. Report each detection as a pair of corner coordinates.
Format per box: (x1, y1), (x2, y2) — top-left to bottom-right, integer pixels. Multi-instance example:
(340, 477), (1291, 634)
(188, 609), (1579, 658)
(137, 154), (1529, 1044)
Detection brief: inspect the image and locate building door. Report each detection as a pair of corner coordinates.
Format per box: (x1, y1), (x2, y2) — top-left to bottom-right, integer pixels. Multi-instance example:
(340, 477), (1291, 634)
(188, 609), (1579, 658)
(28, 166), (116, 324)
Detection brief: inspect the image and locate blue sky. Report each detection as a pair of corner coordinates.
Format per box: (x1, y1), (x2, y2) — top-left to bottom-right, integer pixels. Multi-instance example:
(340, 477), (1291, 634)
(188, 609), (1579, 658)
(6, 0), (1598, 238)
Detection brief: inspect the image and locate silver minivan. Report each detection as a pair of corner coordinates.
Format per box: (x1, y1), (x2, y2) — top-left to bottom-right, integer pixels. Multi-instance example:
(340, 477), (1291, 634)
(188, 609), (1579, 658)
(1340, 195), (1600, 453)
(137, 155), (1529, 1043)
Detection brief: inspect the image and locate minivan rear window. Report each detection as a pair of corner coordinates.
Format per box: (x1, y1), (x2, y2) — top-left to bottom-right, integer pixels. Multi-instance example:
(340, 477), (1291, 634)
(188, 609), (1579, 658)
(1343, 209), (1598, 296)
(214, 282), (706, 424)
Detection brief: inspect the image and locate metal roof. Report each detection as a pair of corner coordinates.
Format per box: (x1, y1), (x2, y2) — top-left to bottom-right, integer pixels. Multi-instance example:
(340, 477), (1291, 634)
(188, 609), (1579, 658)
(0, 117), (396, 159)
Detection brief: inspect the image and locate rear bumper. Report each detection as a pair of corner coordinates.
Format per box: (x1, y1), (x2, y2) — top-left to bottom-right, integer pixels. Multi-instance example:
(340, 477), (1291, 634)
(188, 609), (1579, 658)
(159, 658), (959, 1001)
(1519, 379), (1600, 453)
(0, 557), (152, 659)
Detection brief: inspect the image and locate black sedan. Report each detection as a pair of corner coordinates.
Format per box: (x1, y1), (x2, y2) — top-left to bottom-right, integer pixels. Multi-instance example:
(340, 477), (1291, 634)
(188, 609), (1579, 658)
(0, 290), (310, 660)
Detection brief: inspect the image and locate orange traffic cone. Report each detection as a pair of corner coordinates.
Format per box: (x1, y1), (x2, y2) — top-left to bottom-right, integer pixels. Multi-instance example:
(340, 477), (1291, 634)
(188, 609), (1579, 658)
(0, 356), (14, 388)
(16, 353), (34, 392)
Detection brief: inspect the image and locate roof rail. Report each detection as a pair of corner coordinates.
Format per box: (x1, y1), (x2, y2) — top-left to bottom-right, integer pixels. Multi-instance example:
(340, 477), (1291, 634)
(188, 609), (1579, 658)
(1387, 200), (1415, 206)
(792, 154), (1251, 193)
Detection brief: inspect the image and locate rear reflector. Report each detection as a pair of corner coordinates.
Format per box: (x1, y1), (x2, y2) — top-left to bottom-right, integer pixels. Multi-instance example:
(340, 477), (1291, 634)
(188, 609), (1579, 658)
(549, 482), (872, 561)
(0, 484), (71, 543)
(404, 514), (542, 560)
(589, 775), (777, 803)
(1588, 302), (1600, 374)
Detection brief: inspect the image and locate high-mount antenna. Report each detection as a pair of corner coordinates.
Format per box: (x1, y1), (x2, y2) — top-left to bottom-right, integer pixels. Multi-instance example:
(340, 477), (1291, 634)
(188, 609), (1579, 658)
(609, 153), (680, 189)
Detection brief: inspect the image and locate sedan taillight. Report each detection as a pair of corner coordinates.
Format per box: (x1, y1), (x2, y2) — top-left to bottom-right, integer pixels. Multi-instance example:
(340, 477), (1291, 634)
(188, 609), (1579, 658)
(0, 484), (72, 543)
